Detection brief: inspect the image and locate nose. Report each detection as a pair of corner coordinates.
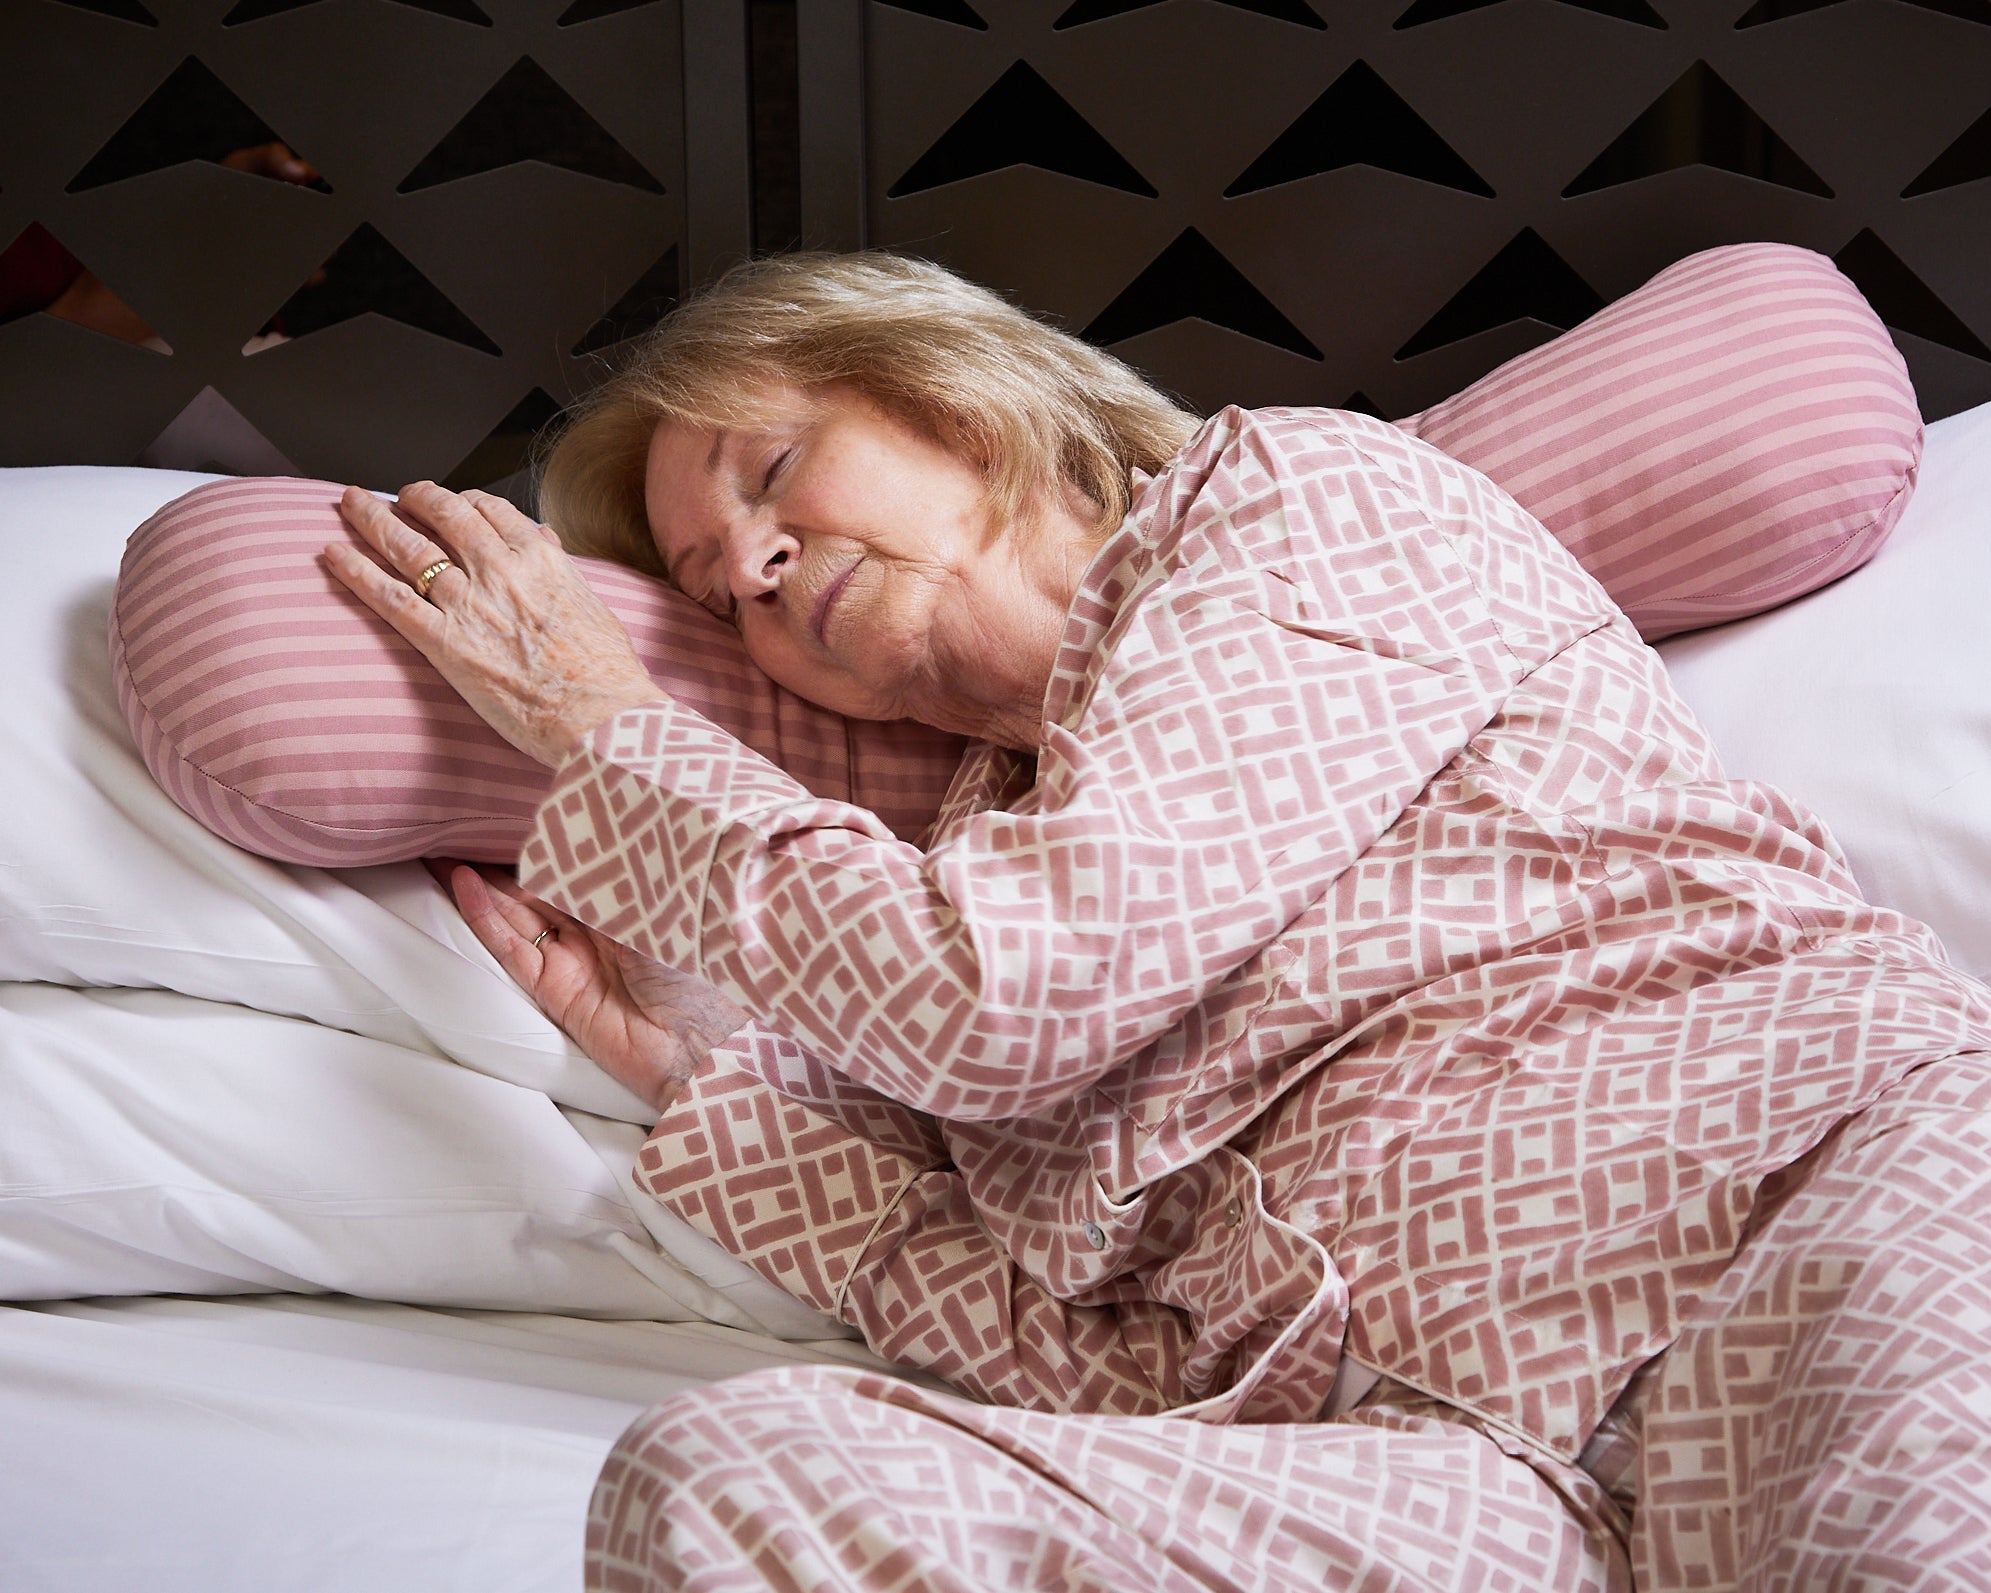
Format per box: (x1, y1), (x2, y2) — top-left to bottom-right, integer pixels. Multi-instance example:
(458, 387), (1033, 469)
(722, 517), (799, 600)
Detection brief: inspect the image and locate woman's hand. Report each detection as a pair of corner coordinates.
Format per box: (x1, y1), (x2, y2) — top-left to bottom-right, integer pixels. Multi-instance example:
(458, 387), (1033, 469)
(326, 481), (663, 767)
(440, 862), (746, 1115)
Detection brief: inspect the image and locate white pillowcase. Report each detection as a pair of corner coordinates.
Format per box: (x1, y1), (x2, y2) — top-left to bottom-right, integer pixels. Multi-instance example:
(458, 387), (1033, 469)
(0, 467), (650, 1122)
(0, 982), (667, 1312)
(0, 467), (847, 1337)
(1659, 400), (1991, 981)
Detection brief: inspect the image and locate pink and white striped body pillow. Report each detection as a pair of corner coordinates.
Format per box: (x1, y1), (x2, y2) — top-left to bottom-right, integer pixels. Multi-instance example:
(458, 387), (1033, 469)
(1395, 242), (1922, 640)
(109, 243), (1923, 867)
(111, 476), (967, 867)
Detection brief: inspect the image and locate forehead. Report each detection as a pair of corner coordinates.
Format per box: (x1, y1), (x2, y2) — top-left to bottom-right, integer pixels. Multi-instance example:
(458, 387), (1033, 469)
(645, 417), (721, 493)
(643, 385), (823, 521)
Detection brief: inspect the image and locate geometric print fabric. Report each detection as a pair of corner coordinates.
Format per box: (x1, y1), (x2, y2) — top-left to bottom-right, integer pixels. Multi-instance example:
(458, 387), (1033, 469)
(562, 407), (1991, 1586)
(520, 411), (1991, 1493)
(590, 1033), (1991, 1587)
(587, 1364), (1631, 1591)
(1604, 1046), (1991, 1587)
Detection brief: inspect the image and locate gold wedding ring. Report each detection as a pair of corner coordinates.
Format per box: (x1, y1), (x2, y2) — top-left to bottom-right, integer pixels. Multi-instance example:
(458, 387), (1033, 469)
(532, 927), (555, 950)
(414, 557), (454, 599)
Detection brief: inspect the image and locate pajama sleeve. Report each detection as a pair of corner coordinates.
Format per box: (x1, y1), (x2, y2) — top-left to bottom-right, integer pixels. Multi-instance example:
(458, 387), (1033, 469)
(593, 575), (969, 848)
(637, 1053), (1194, 1416)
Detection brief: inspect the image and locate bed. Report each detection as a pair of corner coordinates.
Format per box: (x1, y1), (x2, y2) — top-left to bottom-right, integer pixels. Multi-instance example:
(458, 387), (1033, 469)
(4, 375), (1989, 1586)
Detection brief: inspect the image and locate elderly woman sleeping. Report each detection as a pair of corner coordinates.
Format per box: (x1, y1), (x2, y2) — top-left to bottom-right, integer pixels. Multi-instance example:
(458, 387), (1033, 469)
(324, 252), (1991, 1590)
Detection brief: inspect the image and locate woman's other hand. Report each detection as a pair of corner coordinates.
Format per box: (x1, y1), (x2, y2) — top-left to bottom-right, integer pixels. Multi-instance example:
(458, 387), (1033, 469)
(440, 862), (746, 1115)
(327, 481), (664, 767)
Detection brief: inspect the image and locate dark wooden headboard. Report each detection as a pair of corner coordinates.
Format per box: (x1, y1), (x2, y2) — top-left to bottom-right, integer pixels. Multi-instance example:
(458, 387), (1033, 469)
(4, 0), (1987, 500)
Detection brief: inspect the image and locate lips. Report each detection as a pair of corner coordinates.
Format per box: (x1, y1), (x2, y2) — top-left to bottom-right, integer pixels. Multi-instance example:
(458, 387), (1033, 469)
(810, 560), (858, 645)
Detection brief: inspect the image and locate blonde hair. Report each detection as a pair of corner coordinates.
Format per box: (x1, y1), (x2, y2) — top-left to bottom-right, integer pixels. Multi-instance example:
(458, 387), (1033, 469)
(537, 251), (1200, 578)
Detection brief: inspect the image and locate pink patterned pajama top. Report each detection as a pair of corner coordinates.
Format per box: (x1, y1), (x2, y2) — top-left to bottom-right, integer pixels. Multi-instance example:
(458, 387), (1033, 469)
(520, 407), (1991, 1469)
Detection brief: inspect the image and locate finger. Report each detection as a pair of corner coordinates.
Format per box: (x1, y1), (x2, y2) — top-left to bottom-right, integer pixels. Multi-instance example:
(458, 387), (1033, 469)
(451, 870), (543, 998)
(448, 864), (572, 992)
(452, 863), (537, 945)
(473, 869), (588, 936)
(338, 485), (463, 600)
(459, 488), (558, 554)
(396, 480), (513, 567)
(322, 539), (450, 651)
(424, 855), (516, 895)
(456, 866), (595, 969)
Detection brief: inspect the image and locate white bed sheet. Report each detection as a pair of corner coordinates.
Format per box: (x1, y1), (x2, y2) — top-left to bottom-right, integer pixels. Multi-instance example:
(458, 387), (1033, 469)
(1660, 398), (1991, 978)
(0, 1294), (902, 1593)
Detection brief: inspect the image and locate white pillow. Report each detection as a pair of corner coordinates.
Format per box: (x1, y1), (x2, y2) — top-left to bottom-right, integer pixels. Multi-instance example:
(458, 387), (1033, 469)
(1659, 401), (1991, 980)
(0, 981), (855, 1333)
(0, 982), (665, 1313)
(0, 466), (847, 1339)
(0, 467), (648, 1122)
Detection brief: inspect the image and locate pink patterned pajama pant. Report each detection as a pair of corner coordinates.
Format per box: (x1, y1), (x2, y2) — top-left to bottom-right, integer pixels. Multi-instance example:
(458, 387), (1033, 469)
(587, 1051), (1991, 1592)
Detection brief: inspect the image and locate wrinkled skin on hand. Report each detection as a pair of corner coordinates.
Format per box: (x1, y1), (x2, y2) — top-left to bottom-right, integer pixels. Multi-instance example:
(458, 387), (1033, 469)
(325, 481), (665, 767)
(439, 862), (746, 1115)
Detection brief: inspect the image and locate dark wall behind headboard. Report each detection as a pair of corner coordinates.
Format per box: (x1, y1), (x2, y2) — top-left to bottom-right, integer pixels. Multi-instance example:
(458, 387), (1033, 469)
(3, 0), (1987, 500)
(829, 0), (1991, 423)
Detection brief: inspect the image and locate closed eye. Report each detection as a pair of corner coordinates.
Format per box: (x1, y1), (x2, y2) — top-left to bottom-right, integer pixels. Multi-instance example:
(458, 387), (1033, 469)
(758, 445), (794, 498)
